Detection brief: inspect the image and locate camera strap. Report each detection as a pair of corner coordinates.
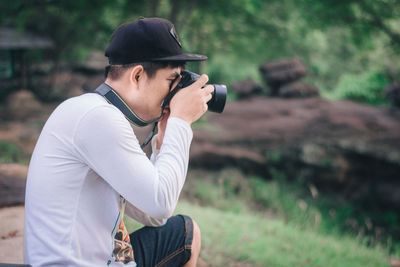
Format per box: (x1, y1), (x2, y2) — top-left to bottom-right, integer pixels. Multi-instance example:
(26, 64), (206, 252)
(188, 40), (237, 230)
(94, 83), (160, 148)
(95, 83), (162, 126)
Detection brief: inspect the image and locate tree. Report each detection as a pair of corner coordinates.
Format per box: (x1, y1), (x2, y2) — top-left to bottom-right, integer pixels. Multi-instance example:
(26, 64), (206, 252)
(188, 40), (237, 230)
(297, 0), (400, 50)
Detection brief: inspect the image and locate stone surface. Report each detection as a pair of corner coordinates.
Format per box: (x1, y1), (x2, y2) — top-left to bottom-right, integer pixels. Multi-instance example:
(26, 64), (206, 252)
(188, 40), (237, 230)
(0, 174), (26, 208)
(230, 79), (264, 99)
(279, 82), (319, 98)
(259, 58), (306, 95)
(191, 97), (400, 210)
(3, 90), (43, 121)
(0, 164), (28, 180)
(385, 83), (400, 107)
(0, 164), (28, 208)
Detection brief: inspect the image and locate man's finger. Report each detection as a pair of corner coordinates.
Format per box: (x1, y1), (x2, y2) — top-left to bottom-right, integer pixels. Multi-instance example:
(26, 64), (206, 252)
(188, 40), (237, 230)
(203, 85), (214, 95)
(191, 74), (209, 88)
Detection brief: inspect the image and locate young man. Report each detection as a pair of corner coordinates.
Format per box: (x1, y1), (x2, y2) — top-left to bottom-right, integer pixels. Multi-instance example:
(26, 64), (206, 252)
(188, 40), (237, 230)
(24, 18), (213, 266)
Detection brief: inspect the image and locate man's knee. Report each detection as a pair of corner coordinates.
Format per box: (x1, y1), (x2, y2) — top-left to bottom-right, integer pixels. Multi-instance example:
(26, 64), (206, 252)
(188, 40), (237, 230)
(191, 219), (201, 250)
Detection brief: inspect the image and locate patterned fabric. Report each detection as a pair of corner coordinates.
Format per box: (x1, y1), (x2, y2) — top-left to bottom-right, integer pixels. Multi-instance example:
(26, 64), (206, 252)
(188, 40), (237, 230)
(113, 197), (134, 264)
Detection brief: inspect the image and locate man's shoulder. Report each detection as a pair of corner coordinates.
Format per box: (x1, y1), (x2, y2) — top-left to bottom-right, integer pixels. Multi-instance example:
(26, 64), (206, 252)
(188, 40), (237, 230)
(63, 93), (107, 109)
(45, 93), (124, 132)
(59, 93), (120, 118)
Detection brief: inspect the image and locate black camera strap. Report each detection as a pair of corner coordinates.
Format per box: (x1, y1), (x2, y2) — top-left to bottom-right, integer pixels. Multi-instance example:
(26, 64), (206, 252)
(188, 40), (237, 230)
(94, 83), (160, 148)
(95, 83), (162, 126)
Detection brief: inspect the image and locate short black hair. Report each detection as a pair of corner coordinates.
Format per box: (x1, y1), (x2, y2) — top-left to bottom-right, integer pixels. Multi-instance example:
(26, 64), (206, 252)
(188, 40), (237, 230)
(105, 61), (185, 80)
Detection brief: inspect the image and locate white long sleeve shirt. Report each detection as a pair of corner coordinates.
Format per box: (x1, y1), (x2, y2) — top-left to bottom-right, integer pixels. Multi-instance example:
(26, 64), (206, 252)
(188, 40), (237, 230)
(24, 93), (193, 266)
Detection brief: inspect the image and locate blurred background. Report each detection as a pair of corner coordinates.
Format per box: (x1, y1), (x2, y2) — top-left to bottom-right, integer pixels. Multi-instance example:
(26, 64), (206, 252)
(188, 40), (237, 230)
(0, 0), (400, 266)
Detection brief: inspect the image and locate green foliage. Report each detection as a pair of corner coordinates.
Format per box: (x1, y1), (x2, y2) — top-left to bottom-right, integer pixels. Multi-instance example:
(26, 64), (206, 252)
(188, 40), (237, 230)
(0, 140), (22, 163)
(0, 0), (119, 61)
(327, 70), (390, 105)
(1, 0), (400, 105)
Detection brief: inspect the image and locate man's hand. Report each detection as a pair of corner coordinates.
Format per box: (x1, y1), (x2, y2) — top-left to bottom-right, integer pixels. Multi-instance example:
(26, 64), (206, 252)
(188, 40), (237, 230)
(155, 108), (170, 150)
(169, 74), (214, 125)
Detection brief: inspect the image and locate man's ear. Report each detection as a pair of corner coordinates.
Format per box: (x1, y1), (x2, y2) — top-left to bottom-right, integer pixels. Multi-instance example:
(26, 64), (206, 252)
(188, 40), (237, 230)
(129, 65), (145, 87)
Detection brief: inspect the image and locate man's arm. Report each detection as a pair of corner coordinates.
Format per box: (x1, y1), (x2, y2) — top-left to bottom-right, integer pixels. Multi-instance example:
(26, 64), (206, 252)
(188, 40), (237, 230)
(73, 105), (192, 220)
(124, 202), (167, 226)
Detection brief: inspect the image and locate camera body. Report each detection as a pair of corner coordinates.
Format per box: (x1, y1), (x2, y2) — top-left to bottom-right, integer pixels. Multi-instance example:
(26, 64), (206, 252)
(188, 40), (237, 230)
(162, 70), (227, 113)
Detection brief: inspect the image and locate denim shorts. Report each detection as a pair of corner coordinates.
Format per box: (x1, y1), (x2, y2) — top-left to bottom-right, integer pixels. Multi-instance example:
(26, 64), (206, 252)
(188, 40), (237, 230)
(129, 214), (193, 267)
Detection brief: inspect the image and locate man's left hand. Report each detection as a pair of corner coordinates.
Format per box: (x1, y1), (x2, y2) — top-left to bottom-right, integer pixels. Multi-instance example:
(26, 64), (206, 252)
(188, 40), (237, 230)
(155, 108), (170, 150)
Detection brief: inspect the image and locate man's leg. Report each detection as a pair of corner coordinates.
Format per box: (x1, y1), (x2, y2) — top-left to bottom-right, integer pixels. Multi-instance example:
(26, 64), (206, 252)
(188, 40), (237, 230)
(183, 219), (201, 267)
(130, 214), (200, 267)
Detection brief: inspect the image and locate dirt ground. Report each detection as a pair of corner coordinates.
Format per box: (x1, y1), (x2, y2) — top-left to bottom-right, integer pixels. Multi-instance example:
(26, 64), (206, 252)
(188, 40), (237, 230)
(0, 205), (25, 264)
(0, 164), (28, 264)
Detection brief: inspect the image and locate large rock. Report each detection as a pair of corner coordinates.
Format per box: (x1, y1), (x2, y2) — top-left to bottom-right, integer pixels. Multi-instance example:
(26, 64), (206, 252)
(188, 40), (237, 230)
(0, 163), (28, 179)
(385, 83), (400, 107)
(190, 97), (400, 211)
(0, 164), (28, 208)
(230, 79), (264, 99)
(279, 82), (319, 98)
(0, 174), (26, 207)
(259, 58), (306, 95)
(3, 90), (43, 121)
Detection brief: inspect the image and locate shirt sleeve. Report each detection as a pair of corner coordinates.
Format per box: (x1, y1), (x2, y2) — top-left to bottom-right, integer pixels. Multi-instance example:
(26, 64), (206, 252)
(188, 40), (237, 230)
(149, 133), (160, 164)
(124, 201), (167, 227)
(73, 106), (193, 220)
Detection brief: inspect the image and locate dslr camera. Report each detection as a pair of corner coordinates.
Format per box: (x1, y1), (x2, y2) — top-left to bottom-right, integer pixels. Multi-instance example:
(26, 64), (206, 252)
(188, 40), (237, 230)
(163, 70), (227, 113)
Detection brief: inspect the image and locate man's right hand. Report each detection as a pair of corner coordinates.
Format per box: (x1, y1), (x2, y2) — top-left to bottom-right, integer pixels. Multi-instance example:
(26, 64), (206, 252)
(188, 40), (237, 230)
(169, 74), (214, 125)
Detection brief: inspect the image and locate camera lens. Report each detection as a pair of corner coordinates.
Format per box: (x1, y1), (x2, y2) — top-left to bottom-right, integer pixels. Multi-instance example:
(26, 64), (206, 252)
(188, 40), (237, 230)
(208, 84), (227, 113)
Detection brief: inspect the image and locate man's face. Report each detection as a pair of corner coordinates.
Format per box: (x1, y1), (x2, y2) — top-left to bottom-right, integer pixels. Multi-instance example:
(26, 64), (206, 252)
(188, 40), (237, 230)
(139, 66), (182, 119)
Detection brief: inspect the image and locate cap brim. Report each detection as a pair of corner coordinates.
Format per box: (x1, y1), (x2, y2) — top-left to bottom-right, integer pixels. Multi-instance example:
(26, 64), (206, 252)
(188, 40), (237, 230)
(152, 53), (207, 62)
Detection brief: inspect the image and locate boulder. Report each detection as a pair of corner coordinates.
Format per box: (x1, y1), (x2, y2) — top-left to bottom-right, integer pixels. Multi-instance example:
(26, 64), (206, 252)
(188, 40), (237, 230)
(3, 90), (43, 121)
(0, 164), (28, 180)
(230, 79), (264, 99)
(190, 97), (400, 212)
(279, 82), (319, 98)
(259, 58), (306, 95)
(0, 164), (28, 208)
(385, 83), (400, 107)
(0, 174), (26, 207)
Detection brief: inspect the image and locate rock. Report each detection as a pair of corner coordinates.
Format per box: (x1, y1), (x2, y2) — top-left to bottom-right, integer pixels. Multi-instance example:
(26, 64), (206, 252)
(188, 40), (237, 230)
(391, 259), (400, 267)
(279, 82), (319, 98)
(385, 83), (400, 107)
(0, 173), (26, 208)
(0, 164), (28, 180)
(191, 97), (400, 211)
(230, 79), (264, 99)
(3, 90), (43, 121)
(259, 58), (306, 95)
(190, 141), (267, 174)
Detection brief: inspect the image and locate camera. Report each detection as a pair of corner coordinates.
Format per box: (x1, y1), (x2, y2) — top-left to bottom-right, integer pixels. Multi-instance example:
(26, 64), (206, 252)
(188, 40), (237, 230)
(162, 70), (227, 113)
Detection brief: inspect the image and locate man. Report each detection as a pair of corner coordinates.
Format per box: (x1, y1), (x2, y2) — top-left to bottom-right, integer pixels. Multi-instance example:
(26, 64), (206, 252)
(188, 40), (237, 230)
(24, 17), (214, 266)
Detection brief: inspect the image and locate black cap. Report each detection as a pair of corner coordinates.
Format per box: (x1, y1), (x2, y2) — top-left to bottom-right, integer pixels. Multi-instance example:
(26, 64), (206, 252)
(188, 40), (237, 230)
(105, 17), (207, 64)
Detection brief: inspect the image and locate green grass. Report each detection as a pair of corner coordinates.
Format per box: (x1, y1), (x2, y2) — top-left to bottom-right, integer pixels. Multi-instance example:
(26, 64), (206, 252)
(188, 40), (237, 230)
(125, 200), (392, 266)
(178, 200), (391, 267)
(124, 168), (399, 266)
(0, 140), (23, 164)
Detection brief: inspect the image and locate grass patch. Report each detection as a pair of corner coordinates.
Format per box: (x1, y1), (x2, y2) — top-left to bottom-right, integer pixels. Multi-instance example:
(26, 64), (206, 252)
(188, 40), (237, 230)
(125, 200), (393, 266)
(183, 168), (400, 255)
(0, 140), (24, 164)
(124, 167), (399, 266)
(178, 200), (391, 267)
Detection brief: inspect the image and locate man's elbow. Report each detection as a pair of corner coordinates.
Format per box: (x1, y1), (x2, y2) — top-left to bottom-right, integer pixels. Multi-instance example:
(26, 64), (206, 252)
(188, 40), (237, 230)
(150, 205), (174, 221)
